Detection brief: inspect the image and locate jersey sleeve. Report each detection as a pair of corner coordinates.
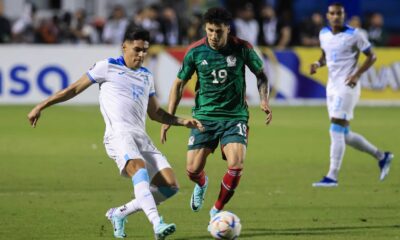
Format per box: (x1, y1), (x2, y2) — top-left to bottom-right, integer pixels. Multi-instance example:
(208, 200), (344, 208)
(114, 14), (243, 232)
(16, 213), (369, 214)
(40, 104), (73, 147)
(356, 29), (372, 53)
(177, 50), (196, 81)
(87, 59), (108, 84)
(244, 47), (263, 74)
(149, 74), (156, 97)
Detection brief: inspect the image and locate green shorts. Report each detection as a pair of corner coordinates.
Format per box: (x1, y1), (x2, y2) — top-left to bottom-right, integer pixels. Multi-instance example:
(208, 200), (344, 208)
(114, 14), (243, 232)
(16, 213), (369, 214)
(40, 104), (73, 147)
(187, 120), (249, 153)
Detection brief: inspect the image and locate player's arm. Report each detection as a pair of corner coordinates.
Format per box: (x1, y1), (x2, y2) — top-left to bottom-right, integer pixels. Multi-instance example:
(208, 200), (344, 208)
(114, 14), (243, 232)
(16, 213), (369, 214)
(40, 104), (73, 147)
(166, 78), (187, 115)
(310, 50), (326, 74)
(160, 78), (189, 143)
(27, 74), (93, 127)
(345, 49), (377, 88)
(147, 95), (203, 129)
(256, 70), (272, 125)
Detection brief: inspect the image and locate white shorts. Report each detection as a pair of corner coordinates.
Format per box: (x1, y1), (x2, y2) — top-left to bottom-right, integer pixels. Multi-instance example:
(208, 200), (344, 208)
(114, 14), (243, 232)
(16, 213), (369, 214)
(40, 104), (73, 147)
(327, 93), (359, 120)
(104, 131), (171, 179)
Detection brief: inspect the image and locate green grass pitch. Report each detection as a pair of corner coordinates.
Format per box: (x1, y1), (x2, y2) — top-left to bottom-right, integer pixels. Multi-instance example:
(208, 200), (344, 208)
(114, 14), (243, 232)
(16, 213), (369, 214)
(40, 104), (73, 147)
(0, 105), (399, 239)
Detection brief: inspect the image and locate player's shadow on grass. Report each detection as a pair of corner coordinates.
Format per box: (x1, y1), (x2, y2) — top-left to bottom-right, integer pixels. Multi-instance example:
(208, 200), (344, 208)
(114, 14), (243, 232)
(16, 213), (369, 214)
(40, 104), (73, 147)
(240, 225), (400, 238)
(173, 225), (400, 239)
(175, 235), (212, 240)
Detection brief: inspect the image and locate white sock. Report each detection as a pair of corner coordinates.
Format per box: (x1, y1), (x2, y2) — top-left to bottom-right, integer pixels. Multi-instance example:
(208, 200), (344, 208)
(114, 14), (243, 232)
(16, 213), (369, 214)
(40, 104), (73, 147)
(113, 199), (141, 218)
(327, 124), (346, 180)
(114, 186), (179, 218)
(132, 169), (160, 227)
(345, 131), (384, 160)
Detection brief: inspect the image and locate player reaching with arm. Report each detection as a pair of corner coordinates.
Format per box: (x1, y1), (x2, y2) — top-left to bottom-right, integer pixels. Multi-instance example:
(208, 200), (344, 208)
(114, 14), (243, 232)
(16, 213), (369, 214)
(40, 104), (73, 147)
(310, 2), (393, 187)
(160, 7), (272, 223)
(28, 29), (203, 239)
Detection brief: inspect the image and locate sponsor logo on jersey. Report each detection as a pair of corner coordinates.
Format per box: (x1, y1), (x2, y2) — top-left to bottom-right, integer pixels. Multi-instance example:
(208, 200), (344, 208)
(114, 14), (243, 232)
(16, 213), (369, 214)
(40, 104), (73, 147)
(201, 60), (208, 65)
(227, 55), (237, 67)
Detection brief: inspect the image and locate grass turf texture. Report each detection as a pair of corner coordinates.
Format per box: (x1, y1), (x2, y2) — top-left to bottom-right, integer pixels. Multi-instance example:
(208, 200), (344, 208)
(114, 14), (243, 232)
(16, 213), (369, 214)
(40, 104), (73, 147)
(0, 105), (399, 239)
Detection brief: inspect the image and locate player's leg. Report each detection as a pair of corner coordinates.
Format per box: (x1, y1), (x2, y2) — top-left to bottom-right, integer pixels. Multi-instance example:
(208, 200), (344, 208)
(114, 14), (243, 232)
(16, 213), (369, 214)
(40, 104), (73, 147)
(104, 132), (174, 239)
(124, 159), (163, 229)
(345, 128), (394, 181)
(327, 118), (348, 181)
(124, 159), (176, 239)
(344, 127), (393, 181)
(187, 148), (213, 211)
(210, 121), (247, 218)
(313, 95), (350, 187)
(105, 159), (154, 238)
(150, 168), (179, 203)
(103, 134), (134, 238)
(210, 142), (246, 218)
(187, 121), (219, 212)
(110, 140), (179, 216)
(110, 168), (179, 218)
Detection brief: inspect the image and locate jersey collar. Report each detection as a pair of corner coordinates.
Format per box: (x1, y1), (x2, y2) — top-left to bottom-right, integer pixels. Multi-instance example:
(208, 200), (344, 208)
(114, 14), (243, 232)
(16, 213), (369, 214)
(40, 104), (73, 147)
(326, 24), (353, 34)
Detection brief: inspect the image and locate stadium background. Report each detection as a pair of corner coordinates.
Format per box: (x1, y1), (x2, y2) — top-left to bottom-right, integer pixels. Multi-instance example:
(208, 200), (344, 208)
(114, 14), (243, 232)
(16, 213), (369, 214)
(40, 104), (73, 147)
(0, 0), (399, 105)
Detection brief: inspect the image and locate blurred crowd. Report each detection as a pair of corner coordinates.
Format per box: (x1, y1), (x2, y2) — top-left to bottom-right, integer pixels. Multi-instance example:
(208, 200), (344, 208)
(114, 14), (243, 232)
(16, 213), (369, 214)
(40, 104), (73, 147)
(0, 0), (396, 47)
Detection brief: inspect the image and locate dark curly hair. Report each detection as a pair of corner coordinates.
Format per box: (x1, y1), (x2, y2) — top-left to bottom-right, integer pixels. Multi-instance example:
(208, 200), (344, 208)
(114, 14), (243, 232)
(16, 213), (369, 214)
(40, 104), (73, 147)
(203, 7), (232, 26)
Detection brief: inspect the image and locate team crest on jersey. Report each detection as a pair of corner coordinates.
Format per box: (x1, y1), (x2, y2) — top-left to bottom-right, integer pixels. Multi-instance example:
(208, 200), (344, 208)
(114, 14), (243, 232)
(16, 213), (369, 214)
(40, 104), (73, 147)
(188, 136), (195, 146)
(226, 55), (237, 67)
(142, 75), (149, 85)
(132, 84), (144, 100)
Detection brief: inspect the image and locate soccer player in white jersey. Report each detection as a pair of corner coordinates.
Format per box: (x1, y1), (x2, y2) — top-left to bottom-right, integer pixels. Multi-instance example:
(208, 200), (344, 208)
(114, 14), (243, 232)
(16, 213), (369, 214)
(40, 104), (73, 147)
(27, 29), (204, 239)
(310, 2), (393, 187)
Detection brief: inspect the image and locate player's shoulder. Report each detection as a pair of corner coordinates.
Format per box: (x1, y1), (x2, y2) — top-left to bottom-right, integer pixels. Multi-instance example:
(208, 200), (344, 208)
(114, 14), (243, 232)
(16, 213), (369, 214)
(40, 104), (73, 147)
(107, 56), (126, 66)
(88, 57), (111, 71)
(319, 26), (332, 36)
(229, 36), (253, 49)
(90, 56), (122, 70)
(342, 25), (357, 35)
(186, 37), (207, 53)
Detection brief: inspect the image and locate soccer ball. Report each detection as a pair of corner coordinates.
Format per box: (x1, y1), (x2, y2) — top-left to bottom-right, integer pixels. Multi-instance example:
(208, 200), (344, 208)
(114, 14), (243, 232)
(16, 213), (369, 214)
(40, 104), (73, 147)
(209, 211), (241, 239)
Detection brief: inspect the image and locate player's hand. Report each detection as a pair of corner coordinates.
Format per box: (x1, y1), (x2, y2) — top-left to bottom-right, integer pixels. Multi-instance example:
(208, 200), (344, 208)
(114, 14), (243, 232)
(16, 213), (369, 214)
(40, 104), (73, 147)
(27, 107), (41, 127)
(345, 75), (359, 88)
(310, 62), (319, 75)
(160, 124), (170, 144)
(183, 118), (204, 131)
(261, 100), (272, 125)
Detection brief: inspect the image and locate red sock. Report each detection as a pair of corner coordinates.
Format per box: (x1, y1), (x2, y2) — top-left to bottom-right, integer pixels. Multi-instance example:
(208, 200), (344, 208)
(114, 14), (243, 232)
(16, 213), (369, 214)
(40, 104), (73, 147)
(214, 168), (242, 210)
(187, 170), (206, 187)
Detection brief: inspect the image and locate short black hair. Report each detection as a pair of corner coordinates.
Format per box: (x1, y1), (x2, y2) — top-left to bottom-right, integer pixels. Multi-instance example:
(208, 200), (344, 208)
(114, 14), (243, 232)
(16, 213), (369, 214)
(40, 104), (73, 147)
(328, 2), (344, 9)
(203, 7), (232, 26)
(123, 28), (150, 42)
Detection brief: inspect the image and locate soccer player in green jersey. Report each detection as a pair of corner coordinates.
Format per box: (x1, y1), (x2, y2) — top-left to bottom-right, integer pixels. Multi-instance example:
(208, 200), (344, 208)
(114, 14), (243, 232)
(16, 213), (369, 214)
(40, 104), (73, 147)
(160, 7), (272, 221)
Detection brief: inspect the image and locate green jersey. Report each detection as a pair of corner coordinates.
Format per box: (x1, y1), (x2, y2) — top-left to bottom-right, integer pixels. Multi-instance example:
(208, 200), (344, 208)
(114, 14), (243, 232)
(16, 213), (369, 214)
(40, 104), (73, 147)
(177, 36), (263, 121)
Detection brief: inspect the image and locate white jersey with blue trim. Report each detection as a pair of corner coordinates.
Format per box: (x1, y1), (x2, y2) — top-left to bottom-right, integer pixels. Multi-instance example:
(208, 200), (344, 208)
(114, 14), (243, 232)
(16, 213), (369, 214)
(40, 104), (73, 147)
(319, 25), (372, 95)
(87, 56), (156, 135)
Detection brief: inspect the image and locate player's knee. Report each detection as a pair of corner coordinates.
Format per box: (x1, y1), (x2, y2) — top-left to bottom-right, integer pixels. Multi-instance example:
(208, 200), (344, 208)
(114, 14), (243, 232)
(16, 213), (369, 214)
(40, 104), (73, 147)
(158, 186), (179, 199)
(186, 162), (203, 174)
(227, 160), (244, 169)
(186, 169), (204, 180)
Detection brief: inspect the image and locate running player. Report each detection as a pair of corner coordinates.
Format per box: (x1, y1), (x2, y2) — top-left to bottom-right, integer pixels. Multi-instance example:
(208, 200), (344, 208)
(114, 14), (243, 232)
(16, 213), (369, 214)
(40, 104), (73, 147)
(160, 7), (272, 220)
